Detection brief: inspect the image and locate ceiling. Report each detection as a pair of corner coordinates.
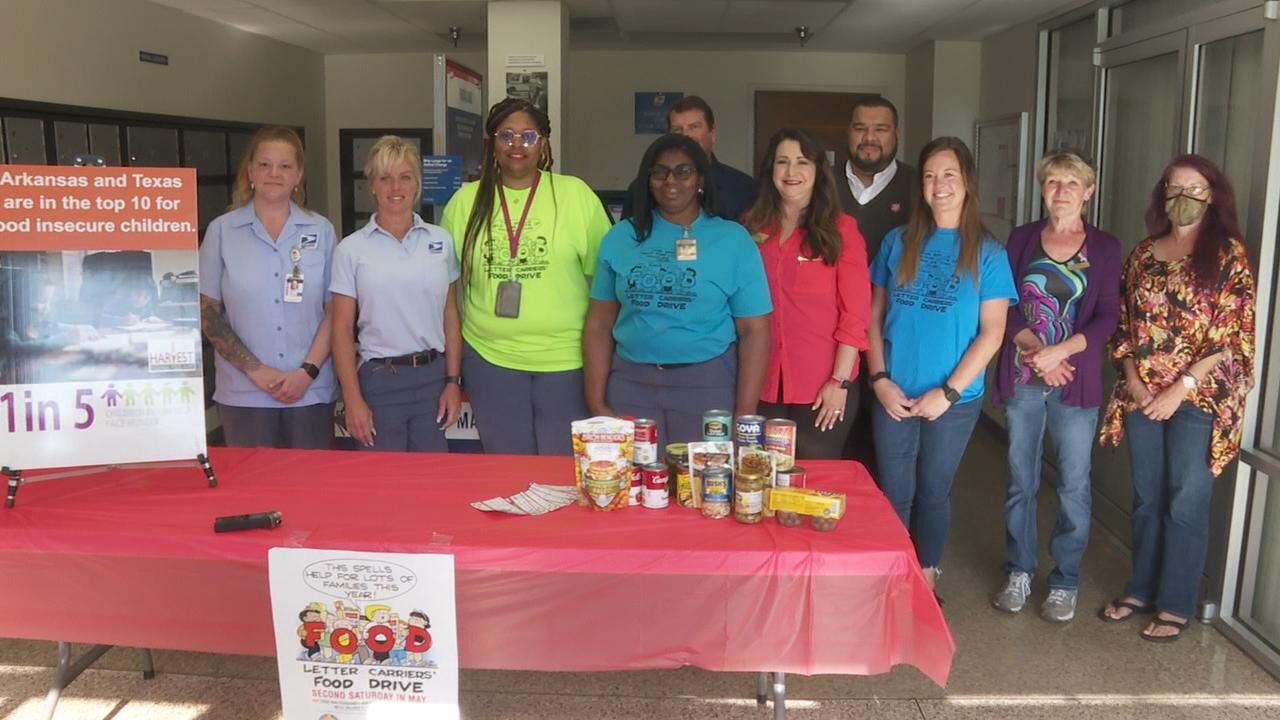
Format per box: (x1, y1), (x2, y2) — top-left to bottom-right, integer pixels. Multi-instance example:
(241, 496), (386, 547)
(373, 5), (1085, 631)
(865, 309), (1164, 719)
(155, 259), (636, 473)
(150, 0), (1085, 54)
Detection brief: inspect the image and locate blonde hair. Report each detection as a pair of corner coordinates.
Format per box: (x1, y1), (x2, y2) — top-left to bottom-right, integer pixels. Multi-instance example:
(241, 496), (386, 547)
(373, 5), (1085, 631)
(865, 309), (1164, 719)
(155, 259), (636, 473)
(1037, 150), (1096, 188)
(229, 126), (307, 209)
(364, 135), (423, 209)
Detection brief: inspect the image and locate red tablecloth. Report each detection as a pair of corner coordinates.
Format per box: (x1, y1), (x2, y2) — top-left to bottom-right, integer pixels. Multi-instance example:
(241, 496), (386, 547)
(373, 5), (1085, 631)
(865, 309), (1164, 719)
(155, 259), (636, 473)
(0, 448), (953, 685)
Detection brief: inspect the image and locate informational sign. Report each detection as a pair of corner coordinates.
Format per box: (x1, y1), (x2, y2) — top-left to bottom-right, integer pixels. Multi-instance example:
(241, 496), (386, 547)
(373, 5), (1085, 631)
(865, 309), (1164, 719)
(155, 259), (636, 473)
(434, 56), (485, 183)
(269, 548), (459, 720)
(0, 165), (206, 470)
(421, 156), (463, 207)
(635, 92), (683, 134)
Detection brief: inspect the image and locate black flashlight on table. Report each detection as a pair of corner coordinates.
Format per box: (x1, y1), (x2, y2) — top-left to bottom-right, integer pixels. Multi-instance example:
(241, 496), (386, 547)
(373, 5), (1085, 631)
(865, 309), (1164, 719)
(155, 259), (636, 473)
(214, 511), (282, 533)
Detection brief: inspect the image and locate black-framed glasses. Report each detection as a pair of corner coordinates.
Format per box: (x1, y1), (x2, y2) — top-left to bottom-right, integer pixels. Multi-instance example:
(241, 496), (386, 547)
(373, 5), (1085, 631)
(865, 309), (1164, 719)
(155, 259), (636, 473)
(1165, 182), (1210, 198)
(494, 129), (541, 147)
(649, 164), (697, 181)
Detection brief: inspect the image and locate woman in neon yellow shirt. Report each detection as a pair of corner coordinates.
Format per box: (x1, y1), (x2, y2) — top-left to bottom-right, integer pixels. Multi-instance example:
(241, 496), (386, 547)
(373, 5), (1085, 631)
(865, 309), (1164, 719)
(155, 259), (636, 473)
(441, 98), (612, 455)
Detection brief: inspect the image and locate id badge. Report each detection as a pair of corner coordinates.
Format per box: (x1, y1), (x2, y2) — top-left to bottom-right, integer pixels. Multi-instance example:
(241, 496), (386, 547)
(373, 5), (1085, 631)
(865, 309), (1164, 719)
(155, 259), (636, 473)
(1067, 259), (1091, 271)
(495, 280), (522, 318)
(284, 270), (304, 303)
(675, 237), (698, 261)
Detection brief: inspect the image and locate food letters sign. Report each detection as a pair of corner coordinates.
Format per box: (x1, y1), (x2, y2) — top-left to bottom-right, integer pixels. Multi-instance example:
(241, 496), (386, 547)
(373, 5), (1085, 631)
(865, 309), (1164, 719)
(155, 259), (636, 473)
(269, 548), (459, 720)
(0, 165), (206, 469)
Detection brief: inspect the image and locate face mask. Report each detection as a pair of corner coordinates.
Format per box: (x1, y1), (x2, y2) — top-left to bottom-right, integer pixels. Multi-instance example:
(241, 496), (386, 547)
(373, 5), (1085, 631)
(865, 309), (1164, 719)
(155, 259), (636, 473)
(1165, 194), (1208, 227)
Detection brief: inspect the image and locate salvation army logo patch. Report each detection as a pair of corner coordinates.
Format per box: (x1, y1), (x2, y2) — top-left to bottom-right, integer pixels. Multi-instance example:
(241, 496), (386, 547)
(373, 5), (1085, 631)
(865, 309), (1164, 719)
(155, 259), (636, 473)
(891, 203), (902, 213)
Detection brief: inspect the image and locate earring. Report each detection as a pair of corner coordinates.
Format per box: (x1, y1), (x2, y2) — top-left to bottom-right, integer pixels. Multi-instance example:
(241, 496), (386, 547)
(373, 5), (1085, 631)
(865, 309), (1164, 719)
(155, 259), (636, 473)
(250, 182), (255, 192)
(697, 187), (704, 195)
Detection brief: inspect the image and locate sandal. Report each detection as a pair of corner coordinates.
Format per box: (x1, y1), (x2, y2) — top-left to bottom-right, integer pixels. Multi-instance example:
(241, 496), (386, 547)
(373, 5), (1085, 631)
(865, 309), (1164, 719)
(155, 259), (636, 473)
(1141, 615), (1190, 643)
(1096, 597), (1156, 623)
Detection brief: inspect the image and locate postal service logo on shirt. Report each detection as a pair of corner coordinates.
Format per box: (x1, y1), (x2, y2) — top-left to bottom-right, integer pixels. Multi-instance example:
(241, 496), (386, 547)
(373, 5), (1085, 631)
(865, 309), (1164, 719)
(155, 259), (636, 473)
(428, 237), (444, 254)
(623, 247), (697, 310)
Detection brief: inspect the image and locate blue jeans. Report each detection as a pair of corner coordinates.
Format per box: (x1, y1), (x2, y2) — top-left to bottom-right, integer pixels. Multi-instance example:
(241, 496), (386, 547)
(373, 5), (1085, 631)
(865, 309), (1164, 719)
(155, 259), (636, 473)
(871, 397), (982, 568)
(1123, 404), (1215, 619)
(1002, 384), (1098, 589)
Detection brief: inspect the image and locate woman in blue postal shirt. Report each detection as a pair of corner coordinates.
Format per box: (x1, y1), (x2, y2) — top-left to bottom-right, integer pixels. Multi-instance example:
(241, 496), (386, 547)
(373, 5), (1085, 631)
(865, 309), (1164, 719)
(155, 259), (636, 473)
(329, 135), (462, 452)
(583, 133), (771, 445)
(199, 126), (337, 449)
(865, 136), (1017, 593)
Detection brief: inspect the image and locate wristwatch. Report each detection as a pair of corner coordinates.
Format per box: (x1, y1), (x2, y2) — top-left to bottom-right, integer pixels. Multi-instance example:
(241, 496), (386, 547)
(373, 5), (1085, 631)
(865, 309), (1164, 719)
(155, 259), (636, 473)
(829, 375), (852, 390)
(942, 383), (961, 404)
(1181, 373), (1198, 390)
(869, 371), (890, 384)
(445, 375), (464, 387)
(300, 362), (320, 380)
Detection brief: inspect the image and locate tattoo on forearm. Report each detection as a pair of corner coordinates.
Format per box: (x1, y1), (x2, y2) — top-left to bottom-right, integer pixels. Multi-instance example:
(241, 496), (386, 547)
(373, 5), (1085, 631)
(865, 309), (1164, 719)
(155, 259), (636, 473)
(200, 297), (262, 373)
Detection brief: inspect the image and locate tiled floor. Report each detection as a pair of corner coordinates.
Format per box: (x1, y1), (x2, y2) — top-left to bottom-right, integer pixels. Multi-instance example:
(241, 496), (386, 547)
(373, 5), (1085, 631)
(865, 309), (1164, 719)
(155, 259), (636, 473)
(3, 426), (1278, 718)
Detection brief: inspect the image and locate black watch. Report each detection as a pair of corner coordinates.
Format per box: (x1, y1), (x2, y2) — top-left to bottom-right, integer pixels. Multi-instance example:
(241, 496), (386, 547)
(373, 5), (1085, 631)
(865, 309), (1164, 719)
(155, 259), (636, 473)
(445, 375), (463, 387)
(300, 362), (320, 380)
(869, 371), (890, 384)
(942, 383), (960, 404)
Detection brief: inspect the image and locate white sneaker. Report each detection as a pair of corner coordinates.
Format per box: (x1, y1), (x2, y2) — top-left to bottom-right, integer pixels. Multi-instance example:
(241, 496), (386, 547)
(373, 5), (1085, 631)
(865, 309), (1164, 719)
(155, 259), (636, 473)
(993, 571), (1031, 613)
(1041, 588), (1078, 623)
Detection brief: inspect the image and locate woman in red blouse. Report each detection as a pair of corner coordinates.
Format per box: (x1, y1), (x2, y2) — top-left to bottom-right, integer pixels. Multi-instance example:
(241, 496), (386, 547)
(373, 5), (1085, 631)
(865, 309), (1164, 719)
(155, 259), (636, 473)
(744, 128), (871, 458)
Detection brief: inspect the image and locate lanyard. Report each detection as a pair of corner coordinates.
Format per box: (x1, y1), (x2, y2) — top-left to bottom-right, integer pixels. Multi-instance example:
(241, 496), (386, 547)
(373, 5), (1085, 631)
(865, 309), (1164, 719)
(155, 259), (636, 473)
(497, 172), (541, 259)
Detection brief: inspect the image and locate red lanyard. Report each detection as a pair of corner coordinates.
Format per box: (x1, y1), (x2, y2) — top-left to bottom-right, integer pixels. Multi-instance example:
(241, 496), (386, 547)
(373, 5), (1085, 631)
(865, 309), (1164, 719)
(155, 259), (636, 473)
(497, 172), (541, 259)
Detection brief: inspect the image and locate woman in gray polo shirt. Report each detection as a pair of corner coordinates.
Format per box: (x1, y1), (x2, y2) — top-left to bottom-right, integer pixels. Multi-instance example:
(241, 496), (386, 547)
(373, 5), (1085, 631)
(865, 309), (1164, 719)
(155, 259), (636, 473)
(329, 135), (463, 452)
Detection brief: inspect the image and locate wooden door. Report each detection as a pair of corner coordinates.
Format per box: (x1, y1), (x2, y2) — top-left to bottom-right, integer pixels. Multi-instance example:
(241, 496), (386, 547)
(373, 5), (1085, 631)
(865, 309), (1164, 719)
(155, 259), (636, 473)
(753, 90), (879, 174)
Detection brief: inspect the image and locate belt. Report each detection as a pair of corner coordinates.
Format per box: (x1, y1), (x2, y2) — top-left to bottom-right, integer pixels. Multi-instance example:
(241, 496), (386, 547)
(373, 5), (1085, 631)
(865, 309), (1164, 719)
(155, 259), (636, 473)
(370, 350), (440, 367)
(651, 362), (693, 370)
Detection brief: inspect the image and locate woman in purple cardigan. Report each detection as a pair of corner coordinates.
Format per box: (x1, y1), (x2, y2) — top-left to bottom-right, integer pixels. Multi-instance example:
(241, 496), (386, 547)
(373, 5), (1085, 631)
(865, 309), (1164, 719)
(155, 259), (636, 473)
(991, 151), (1121, 623)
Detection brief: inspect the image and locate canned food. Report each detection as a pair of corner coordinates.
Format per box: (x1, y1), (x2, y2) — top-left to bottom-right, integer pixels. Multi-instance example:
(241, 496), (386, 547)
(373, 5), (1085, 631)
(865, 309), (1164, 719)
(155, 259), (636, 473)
(764, 418), (797, 471)
(674, 465), (693, 507)
(734, 414), (765, 449)
(629, 465), (643, 506)
(633, 418), (659, 464)
(701, 464), (732, 518)
(702, 410), (732, 442)
(776, 465), (806, 489)
(641, 463), (669, 509)
(734, 471), (767, 524)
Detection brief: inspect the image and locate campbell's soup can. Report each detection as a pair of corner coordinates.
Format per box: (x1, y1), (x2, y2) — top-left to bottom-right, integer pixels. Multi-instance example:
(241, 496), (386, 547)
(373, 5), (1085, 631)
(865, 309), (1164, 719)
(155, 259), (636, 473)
(641, 463), (669, 508)
(764, 418), (797, 471)
(633, 418), (659, 464)
(776, 465), (806, 489)
(734, 414), (765, 449)
(629, 464), (643, 506)
(703, 409), (732, 441)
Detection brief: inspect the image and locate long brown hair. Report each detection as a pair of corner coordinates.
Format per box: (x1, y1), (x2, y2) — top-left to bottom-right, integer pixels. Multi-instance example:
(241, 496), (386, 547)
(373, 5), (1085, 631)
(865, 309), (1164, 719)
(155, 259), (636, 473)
(229, 126), (307, 210)
(896, 136), (988, 287)
(744, 128), (842, 265)
(458, 98), (554, 298)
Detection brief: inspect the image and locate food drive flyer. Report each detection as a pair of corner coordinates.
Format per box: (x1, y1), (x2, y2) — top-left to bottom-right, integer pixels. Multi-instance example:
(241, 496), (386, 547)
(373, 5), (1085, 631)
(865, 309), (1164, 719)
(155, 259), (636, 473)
(268, 548), (459, 720)
(0, 165), (206, 470)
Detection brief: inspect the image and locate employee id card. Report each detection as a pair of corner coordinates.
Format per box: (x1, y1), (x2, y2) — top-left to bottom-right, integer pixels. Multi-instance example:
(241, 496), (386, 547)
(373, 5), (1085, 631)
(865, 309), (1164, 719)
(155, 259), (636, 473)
(284, 267), (304, 303)
(675, 236), (698, 261)
(495, 280), (521, 318)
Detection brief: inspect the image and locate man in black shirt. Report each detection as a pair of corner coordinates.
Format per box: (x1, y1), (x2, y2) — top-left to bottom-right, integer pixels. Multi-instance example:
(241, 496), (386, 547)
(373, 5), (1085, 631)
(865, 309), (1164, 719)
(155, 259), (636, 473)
(621, 96), (756, 221)
(837, 97), (915, 264)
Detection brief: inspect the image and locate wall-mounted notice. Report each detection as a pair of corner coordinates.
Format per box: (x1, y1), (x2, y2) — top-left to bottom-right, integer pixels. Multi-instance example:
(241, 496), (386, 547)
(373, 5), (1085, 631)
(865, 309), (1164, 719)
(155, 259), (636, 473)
(0, 165), (206, 470)
(435, 56), (485, 184)
(635, 92), (684, 134)
(269, 548), (459, 720)
(505, 71), (549, 115)
(421, 156), (463, 207)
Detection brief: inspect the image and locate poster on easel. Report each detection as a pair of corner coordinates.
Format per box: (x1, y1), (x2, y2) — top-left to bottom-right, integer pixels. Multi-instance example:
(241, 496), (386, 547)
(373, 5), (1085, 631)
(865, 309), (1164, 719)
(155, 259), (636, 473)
(0, 165), (206, 470)
(269, 548), (459, 720)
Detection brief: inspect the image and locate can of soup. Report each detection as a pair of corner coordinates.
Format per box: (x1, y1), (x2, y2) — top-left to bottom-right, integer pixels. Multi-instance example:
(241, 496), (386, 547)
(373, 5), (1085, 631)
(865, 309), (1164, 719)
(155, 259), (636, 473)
(702, 410), (732, 442)
(734, 414), (765, 449)
(641, 463), (669, 509)
(764, 418), (797, 471)
(633, 418), (658, 464)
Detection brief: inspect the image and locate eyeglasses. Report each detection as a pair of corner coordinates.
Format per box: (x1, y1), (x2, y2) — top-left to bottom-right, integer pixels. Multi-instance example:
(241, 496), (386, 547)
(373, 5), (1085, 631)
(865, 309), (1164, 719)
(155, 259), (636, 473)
(648, 164), (698, 181)
(1165, 183), (1210, 199)
(494, 129), (541, 147)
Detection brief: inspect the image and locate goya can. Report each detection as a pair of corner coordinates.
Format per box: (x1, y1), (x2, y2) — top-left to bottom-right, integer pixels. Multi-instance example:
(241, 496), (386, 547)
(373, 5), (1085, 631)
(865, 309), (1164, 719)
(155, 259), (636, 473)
(629, 464), (643, 506)
(633, 418), (659, 464)
(641, 463), (669, 509)
(702, 409), (732, 442)
(763, 418), (797, 471)
(734, 414), (765, 449)
(701, 464), (732, 519)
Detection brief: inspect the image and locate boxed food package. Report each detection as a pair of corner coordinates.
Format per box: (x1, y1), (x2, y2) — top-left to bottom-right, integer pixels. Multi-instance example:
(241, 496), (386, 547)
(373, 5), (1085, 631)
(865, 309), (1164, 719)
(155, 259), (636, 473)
(765, 486), (846, 527)
(571, 417), (635, 511)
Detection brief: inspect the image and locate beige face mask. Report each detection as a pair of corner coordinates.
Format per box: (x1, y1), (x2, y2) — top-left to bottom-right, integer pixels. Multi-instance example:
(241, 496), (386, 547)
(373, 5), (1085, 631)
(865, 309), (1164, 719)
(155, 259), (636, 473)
(1165, 194), (1208, 227)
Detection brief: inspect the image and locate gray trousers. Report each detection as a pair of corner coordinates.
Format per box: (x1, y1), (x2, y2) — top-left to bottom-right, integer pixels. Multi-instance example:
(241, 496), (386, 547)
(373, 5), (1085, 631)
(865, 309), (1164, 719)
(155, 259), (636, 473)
(605, 347), (736, 447)
(356, 359), (448, 453)
(461, 342), (586, 456)
(217, 402), (334, 449)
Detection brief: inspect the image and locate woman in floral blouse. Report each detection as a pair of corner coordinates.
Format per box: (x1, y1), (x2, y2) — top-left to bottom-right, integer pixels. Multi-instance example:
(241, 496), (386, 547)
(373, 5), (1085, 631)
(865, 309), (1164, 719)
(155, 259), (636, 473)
(1097, 154), (1255, 643)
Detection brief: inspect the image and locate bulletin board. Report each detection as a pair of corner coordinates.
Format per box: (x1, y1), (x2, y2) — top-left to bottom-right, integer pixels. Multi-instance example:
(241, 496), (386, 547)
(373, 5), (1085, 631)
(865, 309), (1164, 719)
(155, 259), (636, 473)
(974, 112), (1031, 244)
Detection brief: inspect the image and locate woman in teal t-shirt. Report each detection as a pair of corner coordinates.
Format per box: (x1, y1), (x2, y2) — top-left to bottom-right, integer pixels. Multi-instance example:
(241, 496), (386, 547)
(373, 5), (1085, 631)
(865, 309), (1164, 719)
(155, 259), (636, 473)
(583, 134), (772, 445)
(864, 136), (1017, 594)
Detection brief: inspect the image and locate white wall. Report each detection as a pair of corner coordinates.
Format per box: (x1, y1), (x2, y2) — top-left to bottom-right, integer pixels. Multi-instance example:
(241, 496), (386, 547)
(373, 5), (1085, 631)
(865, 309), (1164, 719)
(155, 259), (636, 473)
(566, 50), (906, 191)
(904, 42), (936, 160)
(0, 0), (328, 211)
(979, 22), (1040, 121)
(322, 51), (487, 223)
(931, 41), (984, 145)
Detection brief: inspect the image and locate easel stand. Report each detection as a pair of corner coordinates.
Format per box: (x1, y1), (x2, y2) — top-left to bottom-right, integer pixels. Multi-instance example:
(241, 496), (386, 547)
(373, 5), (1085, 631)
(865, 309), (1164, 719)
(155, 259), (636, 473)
(4, 452), (216, 509)
(5, 453), (215, 718)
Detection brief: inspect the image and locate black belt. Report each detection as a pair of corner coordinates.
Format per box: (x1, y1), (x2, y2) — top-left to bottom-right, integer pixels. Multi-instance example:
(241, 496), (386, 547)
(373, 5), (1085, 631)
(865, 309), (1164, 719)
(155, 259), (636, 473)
(370, 350), (440, 367)
(651, 362), (693, 370)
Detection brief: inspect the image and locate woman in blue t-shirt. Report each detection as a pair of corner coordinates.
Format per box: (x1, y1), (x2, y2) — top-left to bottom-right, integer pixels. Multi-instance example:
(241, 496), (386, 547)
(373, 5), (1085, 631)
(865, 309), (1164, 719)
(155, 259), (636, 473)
(583, 134), (772, 444)
(865, 136), (1017, 593)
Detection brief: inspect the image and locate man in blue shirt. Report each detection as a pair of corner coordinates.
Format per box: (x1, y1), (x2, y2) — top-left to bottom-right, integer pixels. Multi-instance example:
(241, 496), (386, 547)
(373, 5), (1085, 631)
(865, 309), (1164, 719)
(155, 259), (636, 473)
(621, 96), (757, 221)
